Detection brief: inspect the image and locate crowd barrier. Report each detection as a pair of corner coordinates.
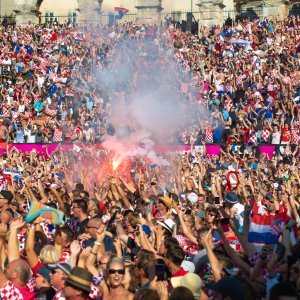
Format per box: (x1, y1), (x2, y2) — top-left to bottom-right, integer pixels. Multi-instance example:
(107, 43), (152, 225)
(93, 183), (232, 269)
(0, 143), (283, 159)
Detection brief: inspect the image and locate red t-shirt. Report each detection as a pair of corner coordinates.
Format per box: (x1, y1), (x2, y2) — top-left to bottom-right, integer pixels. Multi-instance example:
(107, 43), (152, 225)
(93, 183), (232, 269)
(281, 128), (291, 142)
(172, 268), (188, 278)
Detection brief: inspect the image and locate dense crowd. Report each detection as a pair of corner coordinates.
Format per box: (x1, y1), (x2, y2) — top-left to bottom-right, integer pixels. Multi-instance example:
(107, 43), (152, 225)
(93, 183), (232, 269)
(0, 15), (298, 145)
(0, 14), (298, 300)
(0, 22), (118, 143)
(173, 15), (300, 147)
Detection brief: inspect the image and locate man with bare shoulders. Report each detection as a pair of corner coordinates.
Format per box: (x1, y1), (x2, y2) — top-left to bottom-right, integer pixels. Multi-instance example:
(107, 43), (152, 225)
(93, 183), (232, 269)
(0, 119), (7, 142)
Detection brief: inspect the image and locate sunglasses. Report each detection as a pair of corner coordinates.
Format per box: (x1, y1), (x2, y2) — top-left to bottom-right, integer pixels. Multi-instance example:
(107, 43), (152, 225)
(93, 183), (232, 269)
(108, 269), (125, 275)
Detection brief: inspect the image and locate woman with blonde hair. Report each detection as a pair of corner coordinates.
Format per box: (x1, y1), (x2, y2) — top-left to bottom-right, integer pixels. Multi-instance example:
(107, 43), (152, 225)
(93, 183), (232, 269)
(103, 257), (134, 300)
(25, 219), (59, 273)
(39, 245), (59, 265)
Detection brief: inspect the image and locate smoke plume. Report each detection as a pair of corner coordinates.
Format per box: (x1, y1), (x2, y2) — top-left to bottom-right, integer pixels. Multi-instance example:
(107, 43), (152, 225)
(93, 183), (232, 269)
(95, 28), (207, 165)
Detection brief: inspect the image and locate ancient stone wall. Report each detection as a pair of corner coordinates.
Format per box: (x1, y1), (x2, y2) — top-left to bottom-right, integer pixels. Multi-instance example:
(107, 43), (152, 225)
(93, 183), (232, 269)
(1, 0), (102, 24)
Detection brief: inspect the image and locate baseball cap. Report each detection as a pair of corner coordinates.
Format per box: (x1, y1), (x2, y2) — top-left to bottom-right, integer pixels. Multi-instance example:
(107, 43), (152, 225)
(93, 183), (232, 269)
(37, 266), (52, 283)
(187, 192), (198, 204)
(206, 277), (244, 300)
(171, 273), (202, 298)
(48, 262), (72, 275)
(181, 260), (195, 273)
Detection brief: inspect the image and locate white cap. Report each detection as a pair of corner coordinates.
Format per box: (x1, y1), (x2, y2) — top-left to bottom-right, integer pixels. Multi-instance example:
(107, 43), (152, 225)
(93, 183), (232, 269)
(187, 192), (198, 204)
(181, 260), (195, 273)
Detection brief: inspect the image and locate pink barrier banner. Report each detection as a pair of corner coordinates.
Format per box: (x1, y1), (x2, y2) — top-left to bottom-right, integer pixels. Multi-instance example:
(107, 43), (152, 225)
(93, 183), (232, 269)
(206, 145), (221, 156)
(258, 145), (276, 159)
(154, 145), (221, 156)
(0, 144), (75, 156)
(0, 143), (222, 156)
(0, 144), (277, 159)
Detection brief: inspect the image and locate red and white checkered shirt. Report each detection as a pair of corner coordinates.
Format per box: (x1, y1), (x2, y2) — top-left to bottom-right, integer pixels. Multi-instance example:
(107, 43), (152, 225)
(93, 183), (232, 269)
(11, 111), (19, 119)
(291, 125), (300, 145)
(18, 233), (26, 252)
(45, 107), (57, 123)
(24, 96), (31, 106)
(224, 83), (232, 93)
(0, 281), (35, 300)
(261, 128), (271, 143)
(235, 75), (243, 85)
(0, 281), (22, 300)
(53, 127), (63, 142)
(2, 107), (10, 117)
(248, 130), (257, 145)
(204, 128), (214, 143)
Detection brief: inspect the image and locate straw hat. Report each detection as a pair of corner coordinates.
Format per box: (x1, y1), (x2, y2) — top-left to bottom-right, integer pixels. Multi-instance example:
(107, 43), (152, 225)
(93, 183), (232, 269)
(158, 196), (173, 208)
(171, 273), (202, 299)
(65, 267), (93, 293)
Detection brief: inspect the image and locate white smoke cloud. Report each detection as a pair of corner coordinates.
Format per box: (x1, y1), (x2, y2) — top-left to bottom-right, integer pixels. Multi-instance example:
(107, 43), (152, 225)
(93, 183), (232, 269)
(95, 29), (208, 165)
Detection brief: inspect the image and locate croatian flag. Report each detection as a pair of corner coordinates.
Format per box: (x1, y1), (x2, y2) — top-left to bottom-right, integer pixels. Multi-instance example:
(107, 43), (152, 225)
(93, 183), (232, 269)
(66, 90), (75, 98)
(74, 32), (84, 42)
(248, 213), (284, 244)
(114, 7), (129, 20)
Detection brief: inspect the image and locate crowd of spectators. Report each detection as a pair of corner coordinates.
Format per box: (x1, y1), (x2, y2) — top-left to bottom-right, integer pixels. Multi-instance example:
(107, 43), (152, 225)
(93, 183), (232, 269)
(173, 15), (300, 147)
(0, 22), (119, 143)
(0, 13), (298, 300)
(0, 15), (298, 146)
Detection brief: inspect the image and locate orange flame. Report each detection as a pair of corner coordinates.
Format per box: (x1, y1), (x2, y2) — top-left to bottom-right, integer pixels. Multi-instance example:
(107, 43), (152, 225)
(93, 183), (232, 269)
(112, 158), (122, 171)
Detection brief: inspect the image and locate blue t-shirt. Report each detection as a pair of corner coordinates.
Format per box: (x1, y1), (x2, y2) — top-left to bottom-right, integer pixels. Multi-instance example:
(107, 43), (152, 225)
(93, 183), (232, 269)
(34, 101), (44, 112)
(86, 97), (94, 111)
(268, 24), (274, 32)
(213, 126), (223, 143)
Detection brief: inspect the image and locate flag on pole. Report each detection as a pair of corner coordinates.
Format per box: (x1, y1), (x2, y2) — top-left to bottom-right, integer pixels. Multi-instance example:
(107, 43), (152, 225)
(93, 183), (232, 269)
(248, 213), (285, 244)
(114, 7), (129, 20)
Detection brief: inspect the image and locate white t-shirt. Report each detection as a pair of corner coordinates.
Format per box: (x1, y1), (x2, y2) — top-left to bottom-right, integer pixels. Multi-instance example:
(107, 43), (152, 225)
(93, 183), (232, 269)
(271, 131), (281, 144)
(24, 129), (36, 143)
(233, 202), (244, 227)
(2, 58), (12, 67)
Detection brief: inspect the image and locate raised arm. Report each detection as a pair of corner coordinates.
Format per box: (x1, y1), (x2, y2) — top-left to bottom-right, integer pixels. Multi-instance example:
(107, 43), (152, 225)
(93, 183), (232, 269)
(86, 225), (106, 276)
(24, 224), (39, 268)
(176, 209), (198, 245)
(8, 218), (25, 263)
(203, 229), (222, 282)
